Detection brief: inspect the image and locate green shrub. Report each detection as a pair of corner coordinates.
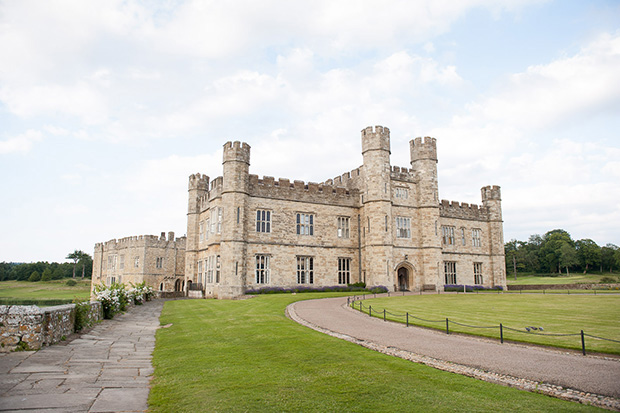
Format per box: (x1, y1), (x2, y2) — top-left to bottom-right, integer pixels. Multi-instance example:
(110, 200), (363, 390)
(73, 299), (90, 332)
(348, 282), (366, 288)
(28, 271), (41, 282)
(66, 279), (77, 286)
(600, 276), (618, 284)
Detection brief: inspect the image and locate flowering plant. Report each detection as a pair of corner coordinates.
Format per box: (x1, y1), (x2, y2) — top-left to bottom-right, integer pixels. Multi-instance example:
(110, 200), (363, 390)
(93, 282), (130, 318)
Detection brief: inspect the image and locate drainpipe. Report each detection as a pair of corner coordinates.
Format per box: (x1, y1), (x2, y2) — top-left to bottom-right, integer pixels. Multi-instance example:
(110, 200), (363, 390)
(358, 214), (362, 283)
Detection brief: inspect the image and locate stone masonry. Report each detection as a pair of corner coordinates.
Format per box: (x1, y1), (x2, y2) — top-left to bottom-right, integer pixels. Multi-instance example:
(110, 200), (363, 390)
(186, 125), (506, 298)
(92, 232), (186, 294)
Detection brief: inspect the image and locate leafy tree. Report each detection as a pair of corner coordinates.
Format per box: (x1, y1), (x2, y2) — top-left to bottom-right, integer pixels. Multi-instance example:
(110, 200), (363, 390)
(538, 229), (574, 273)
(78, 253), (93, 279)
(41, 268), (53, 281)
(601, 244), (619, 272)
(66, 250), (88, 279)
(52, 267), (65, 280)
(28, 271), (41, 282)
(575, 239), (601, 273)
(559, 242), (578, 275)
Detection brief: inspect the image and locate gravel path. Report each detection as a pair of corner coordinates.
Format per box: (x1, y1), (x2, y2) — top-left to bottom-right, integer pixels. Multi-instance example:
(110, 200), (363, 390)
(288, 294), (620, 411)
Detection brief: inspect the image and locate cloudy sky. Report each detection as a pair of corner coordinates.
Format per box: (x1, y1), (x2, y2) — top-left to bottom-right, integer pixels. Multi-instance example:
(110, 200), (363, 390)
(1, 0), (619, 263)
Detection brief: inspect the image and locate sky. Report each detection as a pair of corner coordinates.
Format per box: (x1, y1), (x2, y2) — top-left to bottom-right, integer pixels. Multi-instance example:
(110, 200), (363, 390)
(1, 0), (619, 263)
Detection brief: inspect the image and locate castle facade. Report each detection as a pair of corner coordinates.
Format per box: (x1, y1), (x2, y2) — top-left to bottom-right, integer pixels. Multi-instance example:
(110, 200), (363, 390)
(186, 126), (506, 298)
(92, 232), (186, 292)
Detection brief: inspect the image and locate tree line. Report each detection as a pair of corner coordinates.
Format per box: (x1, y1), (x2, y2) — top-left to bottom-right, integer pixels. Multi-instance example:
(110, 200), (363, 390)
(0, 250), (93, 282)
(505, 229), (620, 276)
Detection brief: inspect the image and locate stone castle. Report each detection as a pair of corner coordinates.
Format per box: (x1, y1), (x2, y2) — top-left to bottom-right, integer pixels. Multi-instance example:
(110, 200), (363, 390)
(92, 125), (506, 298)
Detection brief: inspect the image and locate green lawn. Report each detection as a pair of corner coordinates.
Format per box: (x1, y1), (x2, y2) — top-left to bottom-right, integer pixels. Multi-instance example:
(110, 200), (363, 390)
(149, 293), (601, 412)
(0, 279), (91, 302)
(359, 294), (620, 354)
(507, 273), (619, 285)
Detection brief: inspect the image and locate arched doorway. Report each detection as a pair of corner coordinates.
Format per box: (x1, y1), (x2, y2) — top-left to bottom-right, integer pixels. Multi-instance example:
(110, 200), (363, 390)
(397, 267), (409, 291)
(175, 279), (181, 292)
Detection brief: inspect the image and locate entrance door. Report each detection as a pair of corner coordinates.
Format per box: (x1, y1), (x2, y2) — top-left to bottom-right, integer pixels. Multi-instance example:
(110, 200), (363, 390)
(398, 267), (409, 291)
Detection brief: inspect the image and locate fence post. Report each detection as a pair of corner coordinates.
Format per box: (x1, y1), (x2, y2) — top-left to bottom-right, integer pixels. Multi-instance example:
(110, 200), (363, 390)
(369, 305), (372, 317)
(383, 309), (386, 321)
(406, 312), (409, 327)
(359, 301), (362, 312)
(568, 290), (570, 295)
(581, 330), (586, 356)
(388, 292), (390, 297)
(446, 318), (449, 334)
(500, 323), (503, 343)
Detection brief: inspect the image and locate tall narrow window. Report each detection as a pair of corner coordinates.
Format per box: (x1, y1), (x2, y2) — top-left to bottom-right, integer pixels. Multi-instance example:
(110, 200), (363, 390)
(385, 215), (388, 232)
(395, 217), (411, 239)
(206, 256), (213, 283)
(338, 258), (351, 284)
(461, 228), (466, 246)
(395, 187), (409, 199)
(156, 257), (164, 269)
(442, 226), (455, 245)
(134, 256), (139, 268)
(217, 208), (223, 234)
(256, 210), (271, 233)
(237, 207), (240, 224)
(199, 221), (204, 241)
(119, 255), (125, 270)
(205, 218), (210, 239)
(474, 262), (483, 284)
(198, 260), (203, 285)
(255, 255), (270, 284)
(296, 213), (313, 236)
(216, 255), (221, 283)
(472, 229), (482, 247)
(296, 256), (314, 284)
(337, 216), (350, 238)
(444, 261), (457, 284)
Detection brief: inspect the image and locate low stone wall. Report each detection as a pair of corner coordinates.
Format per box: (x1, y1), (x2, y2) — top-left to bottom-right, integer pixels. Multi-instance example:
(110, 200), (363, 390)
(0, 301), (103, 352)
(507, 283), (620, 291)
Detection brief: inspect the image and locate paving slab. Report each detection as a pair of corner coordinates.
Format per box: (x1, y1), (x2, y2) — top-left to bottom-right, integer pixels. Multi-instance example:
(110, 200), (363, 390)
(0, 299), (164, 412)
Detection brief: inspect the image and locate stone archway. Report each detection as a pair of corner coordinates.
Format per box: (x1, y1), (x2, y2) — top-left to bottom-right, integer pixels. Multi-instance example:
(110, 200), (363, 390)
(175, 279), (181, 292)
(397, 267), (409, 291)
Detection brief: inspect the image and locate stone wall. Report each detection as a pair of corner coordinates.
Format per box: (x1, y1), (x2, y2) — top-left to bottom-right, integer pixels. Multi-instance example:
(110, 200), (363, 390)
(0, 301), (103, 352)
(507, 283), (620, 291)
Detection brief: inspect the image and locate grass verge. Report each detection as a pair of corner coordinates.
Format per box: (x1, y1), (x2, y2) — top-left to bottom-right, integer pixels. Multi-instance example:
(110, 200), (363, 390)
(507, 273), (619, 285)
(359, 294), (620, 354)
(0, 279), (91, 302)
(149, 293), (601, 412)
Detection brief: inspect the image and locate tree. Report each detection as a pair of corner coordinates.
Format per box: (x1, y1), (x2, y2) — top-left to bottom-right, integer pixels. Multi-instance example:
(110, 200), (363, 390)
(78, 253), (93, 279)
(41, 268), (53, 281)
(28, 271), (41, 282)
(539, 229), (574, 273)
(559, 242), (578, 275)
(575, 239), (601, 273)
(601, 244), (618, 272)
(66, 250), (87, 279)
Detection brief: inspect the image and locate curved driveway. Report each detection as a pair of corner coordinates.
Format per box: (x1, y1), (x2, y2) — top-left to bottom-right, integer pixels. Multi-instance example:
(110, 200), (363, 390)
(289, 295), (620, 400)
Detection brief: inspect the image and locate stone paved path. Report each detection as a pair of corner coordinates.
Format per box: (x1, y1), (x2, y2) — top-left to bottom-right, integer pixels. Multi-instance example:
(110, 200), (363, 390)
(290, 295), (620, 406)
(0, 299), (163, 413)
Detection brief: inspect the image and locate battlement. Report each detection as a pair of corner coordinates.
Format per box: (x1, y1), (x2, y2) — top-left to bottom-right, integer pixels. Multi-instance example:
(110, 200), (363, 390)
(440, 200), (488, 220)
(188, 173), (209, 191)
(410, 136), (437, 162)
(95, 232), (187, 251)
(361, 125), (390, 154)
(390, 165), (416, 182)
(248, 174), (358, 206)
(197, 177), (224, 211)
(223, 141), (251, 164)
(481, 185), (501, 201)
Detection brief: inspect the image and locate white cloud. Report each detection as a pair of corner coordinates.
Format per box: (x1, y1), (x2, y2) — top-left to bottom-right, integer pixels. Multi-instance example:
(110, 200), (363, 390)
(0, 130), (43, 154)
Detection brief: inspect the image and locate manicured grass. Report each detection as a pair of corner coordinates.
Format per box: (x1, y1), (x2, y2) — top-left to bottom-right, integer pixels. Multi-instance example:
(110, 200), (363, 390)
(149, 294), (601, 412)
(360, 294), (620, 354)
(0, 279), (91, 302)
(507, 273), (619, 285)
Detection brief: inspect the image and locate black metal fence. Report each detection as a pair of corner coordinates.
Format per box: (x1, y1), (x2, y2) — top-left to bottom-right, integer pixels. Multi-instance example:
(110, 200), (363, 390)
(347, 295), (620, 355)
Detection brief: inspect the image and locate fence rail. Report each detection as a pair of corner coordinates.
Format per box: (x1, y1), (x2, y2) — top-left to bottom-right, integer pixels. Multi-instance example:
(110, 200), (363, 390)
(347, 295), (619, 356)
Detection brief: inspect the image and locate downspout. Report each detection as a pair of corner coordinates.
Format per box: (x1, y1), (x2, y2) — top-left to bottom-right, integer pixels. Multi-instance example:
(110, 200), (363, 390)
(358, 214), (362, 283)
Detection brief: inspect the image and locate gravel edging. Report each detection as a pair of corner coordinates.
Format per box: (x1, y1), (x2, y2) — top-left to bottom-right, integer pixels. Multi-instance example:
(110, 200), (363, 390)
(286, 300), (620, 412)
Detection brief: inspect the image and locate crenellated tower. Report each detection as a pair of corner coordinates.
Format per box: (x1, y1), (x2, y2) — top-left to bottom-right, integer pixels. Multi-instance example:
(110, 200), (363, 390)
(361, 126), (393, 288)
(185, 173), (209, 288)
(481, 185), (505, 287)
(220, 141), (251, 298)
(410, 137), (442, 289)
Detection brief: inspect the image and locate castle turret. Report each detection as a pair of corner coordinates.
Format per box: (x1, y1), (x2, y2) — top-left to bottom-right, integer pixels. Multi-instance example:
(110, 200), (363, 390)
(361, 126), (393, 289)
(481, 185), (505, 288)
(220, 141), (251, 298)
(410, 137), (442, 290)
(185, 173), (209, 291)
